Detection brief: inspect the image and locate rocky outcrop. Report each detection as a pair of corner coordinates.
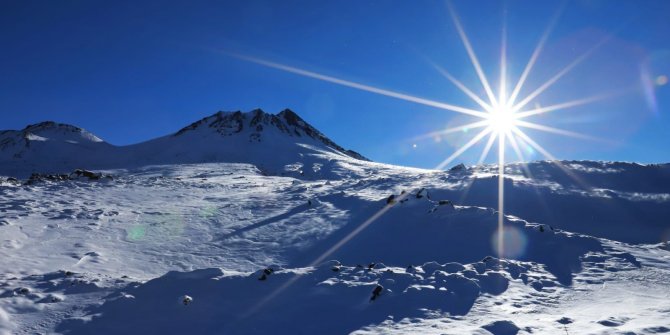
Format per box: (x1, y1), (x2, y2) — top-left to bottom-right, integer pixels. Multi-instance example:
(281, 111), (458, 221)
(24, 169), (111, 184)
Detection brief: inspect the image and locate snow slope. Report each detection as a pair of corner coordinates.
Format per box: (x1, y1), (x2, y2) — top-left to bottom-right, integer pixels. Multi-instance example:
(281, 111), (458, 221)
(0, 113), (669, 334)
(434, 161), (670, 244)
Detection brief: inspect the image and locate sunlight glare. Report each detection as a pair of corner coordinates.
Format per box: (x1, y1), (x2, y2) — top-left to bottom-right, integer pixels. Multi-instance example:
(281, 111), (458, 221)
(487, 105), (517, 134)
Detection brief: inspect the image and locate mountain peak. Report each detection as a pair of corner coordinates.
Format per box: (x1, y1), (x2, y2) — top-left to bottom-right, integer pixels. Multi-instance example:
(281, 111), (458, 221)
(25, 121), (59, 129)
(174, 109), (368, 161)
(278, 108), (298, 119)
(0, 121), (104, 153)
(20, 121), (104, 143)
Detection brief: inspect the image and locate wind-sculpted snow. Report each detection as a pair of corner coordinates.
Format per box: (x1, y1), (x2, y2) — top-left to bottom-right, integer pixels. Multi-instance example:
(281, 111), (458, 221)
(289, 191), (602, 286)
(51, 251), (667, 334)
(1, 160), (669, 333)
(55, 260), (519, 334)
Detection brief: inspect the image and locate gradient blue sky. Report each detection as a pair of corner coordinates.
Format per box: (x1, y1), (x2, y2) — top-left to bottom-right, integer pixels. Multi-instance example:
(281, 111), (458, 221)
(2, 0), (669, 168)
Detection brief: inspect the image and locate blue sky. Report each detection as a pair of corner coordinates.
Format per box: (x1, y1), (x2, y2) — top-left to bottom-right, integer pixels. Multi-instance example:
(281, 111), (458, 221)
(2, 0), (669, 168)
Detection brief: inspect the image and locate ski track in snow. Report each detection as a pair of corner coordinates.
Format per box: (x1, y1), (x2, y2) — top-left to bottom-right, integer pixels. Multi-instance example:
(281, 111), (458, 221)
(1, 158), (670, 334)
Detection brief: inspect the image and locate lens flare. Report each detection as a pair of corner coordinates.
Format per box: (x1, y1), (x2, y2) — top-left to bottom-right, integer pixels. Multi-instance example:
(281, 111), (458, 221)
(127, 225), (146, 241)
(491, 225), (528, 259)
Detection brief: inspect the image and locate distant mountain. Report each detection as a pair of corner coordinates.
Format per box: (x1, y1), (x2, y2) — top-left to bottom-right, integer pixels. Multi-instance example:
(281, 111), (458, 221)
(0, 121), (109, 157)
(0, 109), (367, 177)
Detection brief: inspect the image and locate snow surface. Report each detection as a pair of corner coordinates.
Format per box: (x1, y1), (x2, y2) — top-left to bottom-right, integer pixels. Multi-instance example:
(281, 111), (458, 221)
(1, 112), (670, 334)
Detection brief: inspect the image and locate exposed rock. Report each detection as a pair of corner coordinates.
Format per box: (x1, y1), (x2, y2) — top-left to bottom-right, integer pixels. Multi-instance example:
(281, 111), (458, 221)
(24, 169), (111, 184)
(26, 173), (69, 184)
(70, 169), (103, 180)
(369, 284), (383, 301)
(449, 163), (467, 172)
(181, 295), (193, 306)
(0, 177), (20, 186)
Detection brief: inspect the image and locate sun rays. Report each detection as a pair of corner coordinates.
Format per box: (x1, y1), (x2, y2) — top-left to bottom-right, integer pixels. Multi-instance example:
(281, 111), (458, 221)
(435, 2), (613, 256)
(226, 3), (610, 180)
(227, 1), (619, 316)
(225, 2), (614, 258)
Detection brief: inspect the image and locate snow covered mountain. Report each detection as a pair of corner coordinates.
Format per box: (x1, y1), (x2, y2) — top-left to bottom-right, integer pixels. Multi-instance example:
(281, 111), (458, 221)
(172, 108), (366, 161)
(0, 109), (367, 178)
(124, 109), (367, 177)
(1, 113), (669, 334)
(0, 122), (117, 176)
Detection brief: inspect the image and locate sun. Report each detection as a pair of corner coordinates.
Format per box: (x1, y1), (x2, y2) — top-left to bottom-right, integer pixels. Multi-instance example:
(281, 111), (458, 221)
(487, 105), (518, 134)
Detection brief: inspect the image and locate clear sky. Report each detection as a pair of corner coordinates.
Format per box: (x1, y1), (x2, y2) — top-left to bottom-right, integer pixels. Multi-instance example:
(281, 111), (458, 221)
(2, 0), (669, 168)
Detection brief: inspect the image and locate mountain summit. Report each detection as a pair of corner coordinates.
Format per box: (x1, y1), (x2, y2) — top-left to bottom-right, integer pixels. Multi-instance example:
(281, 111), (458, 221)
(173, 109), (366, 161)
(0, 109), (367, 177)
